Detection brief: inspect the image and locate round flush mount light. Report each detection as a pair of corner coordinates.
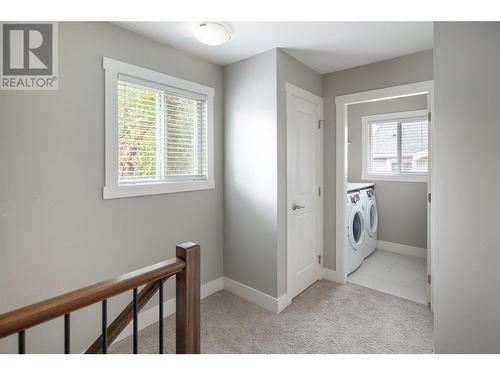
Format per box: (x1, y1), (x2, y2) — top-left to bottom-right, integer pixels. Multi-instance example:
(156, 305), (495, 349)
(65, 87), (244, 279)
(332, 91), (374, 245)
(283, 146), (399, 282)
(192, 22), (232, 46)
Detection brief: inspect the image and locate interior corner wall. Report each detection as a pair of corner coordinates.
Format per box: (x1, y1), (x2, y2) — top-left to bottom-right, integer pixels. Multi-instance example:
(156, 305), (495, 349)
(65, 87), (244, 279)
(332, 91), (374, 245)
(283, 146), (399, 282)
(433, 22), (500, 353)
(276, 49), (323, 297)
(224, 49), (323, 299)
(0, 22), (224, 354)
(223, 50), (279, 297)
(322, 49), (434, 271)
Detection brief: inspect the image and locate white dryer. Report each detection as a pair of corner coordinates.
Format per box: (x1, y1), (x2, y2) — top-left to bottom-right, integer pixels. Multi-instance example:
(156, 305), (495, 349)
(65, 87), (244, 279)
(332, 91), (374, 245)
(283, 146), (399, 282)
(360, 187), (378, 258)
(346, 191), (365, 274)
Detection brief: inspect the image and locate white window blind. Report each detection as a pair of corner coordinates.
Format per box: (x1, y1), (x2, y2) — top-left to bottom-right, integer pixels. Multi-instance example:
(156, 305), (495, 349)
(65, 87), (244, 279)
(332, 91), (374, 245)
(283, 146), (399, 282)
(117, 77), (208, 186)
(367, 115), (428, 177)
(368, 121), (398, 175)
(401, 119), (428, 174)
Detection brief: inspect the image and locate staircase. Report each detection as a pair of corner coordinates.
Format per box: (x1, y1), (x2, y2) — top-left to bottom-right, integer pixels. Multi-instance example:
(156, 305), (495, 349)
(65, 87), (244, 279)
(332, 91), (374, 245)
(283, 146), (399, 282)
(0, 242), (201, 354)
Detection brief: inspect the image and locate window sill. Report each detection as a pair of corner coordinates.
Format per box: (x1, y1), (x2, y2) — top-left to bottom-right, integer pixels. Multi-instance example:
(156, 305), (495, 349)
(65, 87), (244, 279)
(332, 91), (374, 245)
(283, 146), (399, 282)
(361, 174), (428, 183)
(103, 179), (215, 199)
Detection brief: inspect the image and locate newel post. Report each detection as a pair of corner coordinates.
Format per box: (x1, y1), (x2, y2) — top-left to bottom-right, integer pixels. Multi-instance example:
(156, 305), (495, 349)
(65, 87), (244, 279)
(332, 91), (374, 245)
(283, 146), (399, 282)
(175, 242), (200, 354)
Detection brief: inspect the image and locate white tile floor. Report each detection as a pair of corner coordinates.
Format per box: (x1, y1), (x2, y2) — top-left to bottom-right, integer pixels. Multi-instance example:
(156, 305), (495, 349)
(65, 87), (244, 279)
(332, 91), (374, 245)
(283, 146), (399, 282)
(348, 249), (428, 304)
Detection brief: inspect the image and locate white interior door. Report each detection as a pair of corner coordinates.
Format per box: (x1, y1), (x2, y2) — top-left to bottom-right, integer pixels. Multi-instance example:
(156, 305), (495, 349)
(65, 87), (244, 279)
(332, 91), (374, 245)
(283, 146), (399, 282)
(286, 83), (323, 300)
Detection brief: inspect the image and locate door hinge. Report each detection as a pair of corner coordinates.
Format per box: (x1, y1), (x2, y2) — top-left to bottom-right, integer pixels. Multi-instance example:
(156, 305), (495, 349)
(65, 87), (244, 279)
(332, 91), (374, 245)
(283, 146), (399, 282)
(318, 120), (324, 129)
(318, 187), (321, 196)
(318, 255), (322, 264)
(428, 274), (431, 284)
(428, 112), (431, 122)
(428, 193), (431, 203)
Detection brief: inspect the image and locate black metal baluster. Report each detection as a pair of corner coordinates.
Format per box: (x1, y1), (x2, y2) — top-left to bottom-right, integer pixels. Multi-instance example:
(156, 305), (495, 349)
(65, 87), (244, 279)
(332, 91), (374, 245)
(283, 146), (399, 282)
(64, 314), (70, 354)
(159, 278), (164, 354)
(133, 288), (138, 354)
(18, 331), (25, 354)
(102, 299), (107, 354)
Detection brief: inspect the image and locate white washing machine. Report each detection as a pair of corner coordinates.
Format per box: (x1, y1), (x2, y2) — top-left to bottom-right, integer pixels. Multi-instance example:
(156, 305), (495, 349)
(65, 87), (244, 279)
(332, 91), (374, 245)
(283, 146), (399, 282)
(360, 187), (378, 258)
(346, 191), (365, 274)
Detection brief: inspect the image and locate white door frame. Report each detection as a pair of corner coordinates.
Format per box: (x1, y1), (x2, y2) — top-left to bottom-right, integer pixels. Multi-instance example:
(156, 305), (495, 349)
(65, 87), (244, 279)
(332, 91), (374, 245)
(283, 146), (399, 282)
(335, 81), (434, 305)
(286, 82), (324, 302)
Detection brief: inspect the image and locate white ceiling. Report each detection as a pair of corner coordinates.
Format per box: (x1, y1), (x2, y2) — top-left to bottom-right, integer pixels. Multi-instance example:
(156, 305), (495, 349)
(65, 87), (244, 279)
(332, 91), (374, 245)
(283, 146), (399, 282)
(116, 22), (433, 74)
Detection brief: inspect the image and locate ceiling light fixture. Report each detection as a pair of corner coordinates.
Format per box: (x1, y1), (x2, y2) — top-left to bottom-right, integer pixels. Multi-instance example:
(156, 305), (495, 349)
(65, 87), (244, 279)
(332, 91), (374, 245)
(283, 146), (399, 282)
(193, 22), (232, 46)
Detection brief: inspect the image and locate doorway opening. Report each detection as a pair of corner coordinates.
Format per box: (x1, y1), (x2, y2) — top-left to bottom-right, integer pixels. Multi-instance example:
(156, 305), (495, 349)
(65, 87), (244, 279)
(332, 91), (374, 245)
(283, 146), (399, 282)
(335, 81), (434, 308)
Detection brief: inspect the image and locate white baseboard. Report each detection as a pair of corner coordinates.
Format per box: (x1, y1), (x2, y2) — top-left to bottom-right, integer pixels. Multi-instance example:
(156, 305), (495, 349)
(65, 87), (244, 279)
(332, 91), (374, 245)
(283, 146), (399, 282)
(114, 275), (291, 345)
(223, 277), (291, 314)
(276, 294), (292, 313)
(377, 240), (427, 258)
(223, 270), (349, 314)
(114, 276), (224, 343)
(201, 276), (225, 297)
(321, 267), (345, 284)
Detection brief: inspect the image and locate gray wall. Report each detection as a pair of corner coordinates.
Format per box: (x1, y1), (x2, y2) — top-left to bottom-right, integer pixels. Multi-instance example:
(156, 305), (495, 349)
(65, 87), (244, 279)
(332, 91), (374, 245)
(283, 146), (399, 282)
(0, 22), (224, 353)
(276, 49), (323, 296)
(322, 49), (433, 270)
(348, 95), (428, 248)
(433, 22), (500, 353)
(223, 50), (279, 297)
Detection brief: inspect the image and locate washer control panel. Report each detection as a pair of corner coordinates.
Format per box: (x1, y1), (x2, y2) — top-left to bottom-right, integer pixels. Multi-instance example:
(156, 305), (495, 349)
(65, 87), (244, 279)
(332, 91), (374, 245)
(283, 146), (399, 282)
(349, 193), (360, 204)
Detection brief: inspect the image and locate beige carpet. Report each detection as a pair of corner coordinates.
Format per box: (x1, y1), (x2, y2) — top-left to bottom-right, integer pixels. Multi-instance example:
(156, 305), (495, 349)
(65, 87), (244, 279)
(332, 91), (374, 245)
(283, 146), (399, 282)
(110, 280), (433, 354)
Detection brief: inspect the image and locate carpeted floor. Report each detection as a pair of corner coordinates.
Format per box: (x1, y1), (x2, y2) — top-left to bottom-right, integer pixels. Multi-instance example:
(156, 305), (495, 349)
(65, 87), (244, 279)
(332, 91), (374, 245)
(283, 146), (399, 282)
(109, 280), (433, 354)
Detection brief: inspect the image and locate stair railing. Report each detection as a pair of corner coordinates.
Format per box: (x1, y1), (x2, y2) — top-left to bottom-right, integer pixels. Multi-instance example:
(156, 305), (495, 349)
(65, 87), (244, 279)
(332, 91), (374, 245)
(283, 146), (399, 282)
(0, 242), (200, 354)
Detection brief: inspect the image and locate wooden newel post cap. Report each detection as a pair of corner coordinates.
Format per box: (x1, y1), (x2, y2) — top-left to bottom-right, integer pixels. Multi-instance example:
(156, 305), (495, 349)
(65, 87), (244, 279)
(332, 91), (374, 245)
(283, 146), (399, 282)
(176, 242), (200, 259)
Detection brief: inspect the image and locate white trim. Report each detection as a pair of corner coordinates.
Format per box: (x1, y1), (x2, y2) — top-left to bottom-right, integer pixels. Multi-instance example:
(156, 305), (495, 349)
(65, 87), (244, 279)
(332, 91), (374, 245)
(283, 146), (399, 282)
(114, 277), (223, 343)
(335, 80), (434, 288)
(361, 109), (429, 183)
(285, 81), (323, 104)
(277, 294), (292, 313)
(285, 82), (324, 301)
(335, 81), (433, 105)
(361, 109), (428, 124)
(103, 57), (215, 97)
(118, 73), (209, 101)
(201, 276), (225, 296)
(321, 267), (344, 284)
(427, 89), (434, 311)
(377, 240), (427, 258)
(102, 57), (215, 199)
(360, 174), (428, 183)
(103, 179), (215, 199)
(335, 89), (348, 285)
(223, 277), (291, 314)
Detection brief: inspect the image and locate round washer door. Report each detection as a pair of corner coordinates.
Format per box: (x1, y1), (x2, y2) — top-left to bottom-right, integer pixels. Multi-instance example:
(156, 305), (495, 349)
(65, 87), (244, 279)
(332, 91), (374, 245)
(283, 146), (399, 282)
(366, 199), (378, 237)
(348, 206), (365, 250)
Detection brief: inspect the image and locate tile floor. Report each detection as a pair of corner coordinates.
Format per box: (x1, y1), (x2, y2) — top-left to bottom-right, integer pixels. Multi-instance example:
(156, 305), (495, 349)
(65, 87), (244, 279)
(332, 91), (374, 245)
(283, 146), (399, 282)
(347, 249), (428, 304)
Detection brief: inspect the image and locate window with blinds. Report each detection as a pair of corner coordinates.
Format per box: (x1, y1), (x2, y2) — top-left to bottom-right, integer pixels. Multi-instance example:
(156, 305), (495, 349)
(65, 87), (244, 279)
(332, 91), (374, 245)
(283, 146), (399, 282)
(363, 111), (428, 181)
(368, 121), (398, 175)
(117, 78), (208, 186)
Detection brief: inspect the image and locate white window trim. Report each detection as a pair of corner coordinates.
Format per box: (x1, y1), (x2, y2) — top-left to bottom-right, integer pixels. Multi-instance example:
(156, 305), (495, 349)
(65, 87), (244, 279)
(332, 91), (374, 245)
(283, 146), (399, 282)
(102, 57), (215, 199)
(361, 109), (429, 183)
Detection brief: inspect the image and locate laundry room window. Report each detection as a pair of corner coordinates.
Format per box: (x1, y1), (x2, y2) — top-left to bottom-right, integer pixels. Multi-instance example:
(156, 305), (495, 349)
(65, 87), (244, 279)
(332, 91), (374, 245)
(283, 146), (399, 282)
(361, 110), (429, 182)
(102, 57), (215, 199)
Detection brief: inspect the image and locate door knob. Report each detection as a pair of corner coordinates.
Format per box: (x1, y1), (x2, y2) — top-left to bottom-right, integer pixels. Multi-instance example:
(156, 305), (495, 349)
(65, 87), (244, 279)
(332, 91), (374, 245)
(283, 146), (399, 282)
(292, 203), (305, 211)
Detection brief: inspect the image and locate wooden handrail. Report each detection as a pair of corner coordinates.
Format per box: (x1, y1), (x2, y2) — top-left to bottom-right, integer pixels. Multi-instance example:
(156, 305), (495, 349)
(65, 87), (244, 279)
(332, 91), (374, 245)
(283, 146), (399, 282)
(0, 254), (185, 339)
(0, 242), (200, 354)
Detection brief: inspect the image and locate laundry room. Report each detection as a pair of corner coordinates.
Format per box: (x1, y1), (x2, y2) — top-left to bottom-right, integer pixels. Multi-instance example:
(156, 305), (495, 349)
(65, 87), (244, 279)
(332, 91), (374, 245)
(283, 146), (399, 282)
(345, 93), (429, 305)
